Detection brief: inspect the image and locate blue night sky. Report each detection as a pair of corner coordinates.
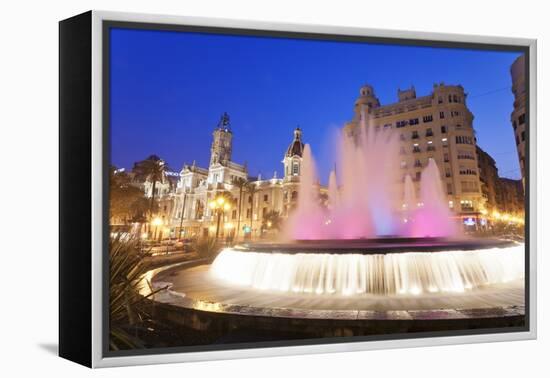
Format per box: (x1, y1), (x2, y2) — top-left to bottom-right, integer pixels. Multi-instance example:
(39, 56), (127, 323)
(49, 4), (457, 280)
(110, 27), (523, 181)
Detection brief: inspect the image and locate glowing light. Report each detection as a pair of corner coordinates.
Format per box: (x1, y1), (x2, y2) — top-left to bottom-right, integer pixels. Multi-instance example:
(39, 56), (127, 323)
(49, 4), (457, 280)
(208, 201), (216, 209)
(151, 217), (163, 226)
(209, 245), (525, 296)
(216, 197), (225, 206)
(223, 203), (231, 211)
(463, 217), (476, 226)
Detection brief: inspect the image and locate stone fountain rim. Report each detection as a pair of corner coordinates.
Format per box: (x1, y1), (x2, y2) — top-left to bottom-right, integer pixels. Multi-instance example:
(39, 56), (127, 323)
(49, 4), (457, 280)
(235, 237), (520, 255)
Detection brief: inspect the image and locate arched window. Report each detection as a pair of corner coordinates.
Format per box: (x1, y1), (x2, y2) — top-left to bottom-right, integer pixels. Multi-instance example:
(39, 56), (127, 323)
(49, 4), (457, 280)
(292, 163), (299, 175)
(291, 191), (298, 200)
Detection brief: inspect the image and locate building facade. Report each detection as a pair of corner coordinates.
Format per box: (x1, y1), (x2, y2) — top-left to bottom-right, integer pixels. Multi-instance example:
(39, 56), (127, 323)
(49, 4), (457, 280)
(510, 54), (527, 187)
(344, 83), (484, 218)
(476, 146), (500, 214)
(168, 114), (306, 240)
(477, 146), (524, 220)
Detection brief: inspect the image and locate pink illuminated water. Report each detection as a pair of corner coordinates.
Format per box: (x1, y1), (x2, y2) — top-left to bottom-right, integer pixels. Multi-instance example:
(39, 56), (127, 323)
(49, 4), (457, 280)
(285, 119), (458, 240)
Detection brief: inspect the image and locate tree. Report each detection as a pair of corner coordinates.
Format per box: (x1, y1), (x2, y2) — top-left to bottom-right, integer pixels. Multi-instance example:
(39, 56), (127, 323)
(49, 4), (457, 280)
(109, 166), (148, 224)
(231, 177), (248, 240)
(245, 182), (260, 235)
(132, 155), (169, 219)
(262, 210), (282, 231)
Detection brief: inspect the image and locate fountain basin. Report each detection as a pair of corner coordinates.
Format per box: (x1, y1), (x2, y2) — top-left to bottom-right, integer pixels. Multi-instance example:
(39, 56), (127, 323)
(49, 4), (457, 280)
(147, 239), (525, 322)
(210, 240), (524, 296)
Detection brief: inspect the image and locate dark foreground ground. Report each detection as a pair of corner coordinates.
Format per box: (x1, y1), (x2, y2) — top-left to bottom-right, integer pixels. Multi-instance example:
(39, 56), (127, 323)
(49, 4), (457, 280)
(113, 301), (525, 352)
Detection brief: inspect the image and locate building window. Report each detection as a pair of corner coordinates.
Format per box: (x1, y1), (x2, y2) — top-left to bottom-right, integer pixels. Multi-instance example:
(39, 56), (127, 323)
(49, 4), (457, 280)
(384, 123), (392, 129)
(445, 169), (451, 178)
(456, 136), (473, 145)
(426, 128), (433, 137)
(232, 209), (237, 220)
(413, 145), (421, 153)
(427, 142), (435, 152)
(263, 207), (267, 217)
(412, 131), (419, 139)
(521, 130), (526, 142)
(396, 120), (408, 128)
(409, 118), (419, 125)
(423, 115), (433, 123)
(460, 199), (475, 211)
(518, 113), (526, 125)
(414, 159), (422, 168)
(453, 94), (458, 103)
(461, 182), (478, 193)
(291, 191), (298, 200)
(457, 150), (475, 160)
(263, 194), (269, 202)
(447, 183), (453, 195)
(292, 163), (299, 175)
(441, 125), (447, 133)
(444, 153), (450, 163)
(248, 195), (252, 204)
(459, 168), (477, 176)
(439, 111), (445, 119)
(438, 96), (443, 104)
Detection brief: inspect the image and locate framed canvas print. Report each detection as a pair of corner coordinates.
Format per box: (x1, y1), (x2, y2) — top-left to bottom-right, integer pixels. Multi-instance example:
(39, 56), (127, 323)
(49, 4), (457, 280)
(59, 10), (537, 368)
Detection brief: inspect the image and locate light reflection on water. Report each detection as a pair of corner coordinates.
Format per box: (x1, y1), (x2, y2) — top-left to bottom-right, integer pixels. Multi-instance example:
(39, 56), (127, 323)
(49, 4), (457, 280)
(209, 245), (524, 297)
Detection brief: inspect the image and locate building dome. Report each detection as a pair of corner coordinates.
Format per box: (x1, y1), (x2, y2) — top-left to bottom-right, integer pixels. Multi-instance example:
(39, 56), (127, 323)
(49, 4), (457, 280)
(286, 128), (304, 157)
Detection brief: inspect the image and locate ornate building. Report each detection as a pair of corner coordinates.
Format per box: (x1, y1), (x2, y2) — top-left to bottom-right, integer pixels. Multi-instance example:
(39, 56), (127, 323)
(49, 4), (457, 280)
(344, 83), (484, 220)
(169, 114), (307, 240)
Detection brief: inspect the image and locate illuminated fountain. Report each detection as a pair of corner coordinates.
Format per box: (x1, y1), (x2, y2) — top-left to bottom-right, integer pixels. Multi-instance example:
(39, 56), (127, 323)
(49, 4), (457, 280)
(149, 120), (524, 321)
(285, 121), (456, 240)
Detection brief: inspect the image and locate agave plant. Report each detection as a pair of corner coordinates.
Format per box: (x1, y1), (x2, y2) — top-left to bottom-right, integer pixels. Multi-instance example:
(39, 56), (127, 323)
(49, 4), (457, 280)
(109, 233), (166, 350)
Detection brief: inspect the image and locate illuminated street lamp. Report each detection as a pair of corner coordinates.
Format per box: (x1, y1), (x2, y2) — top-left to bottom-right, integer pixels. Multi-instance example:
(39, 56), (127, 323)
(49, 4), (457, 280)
(209, 195), (231, 240)
(151, 217), (163, 241)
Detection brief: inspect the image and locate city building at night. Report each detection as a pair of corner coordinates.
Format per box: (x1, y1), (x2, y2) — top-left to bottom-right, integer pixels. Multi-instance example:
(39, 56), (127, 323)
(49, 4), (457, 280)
(344, 83), (484, 220)
(477, 146), (524, 220)
(167, 115), (310, 239)
(510, 54), (527, 187)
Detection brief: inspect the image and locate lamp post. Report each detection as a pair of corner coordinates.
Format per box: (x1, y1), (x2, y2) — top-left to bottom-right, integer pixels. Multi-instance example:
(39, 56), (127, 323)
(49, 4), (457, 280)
(151, 216), (163, 241)
(209, 195), (231, 241)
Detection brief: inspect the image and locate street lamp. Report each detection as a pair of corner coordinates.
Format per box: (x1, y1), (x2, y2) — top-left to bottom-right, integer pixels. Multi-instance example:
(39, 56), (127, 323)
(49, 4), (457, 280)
(151, 217), (163, 241)
(209, 195), (231, 240)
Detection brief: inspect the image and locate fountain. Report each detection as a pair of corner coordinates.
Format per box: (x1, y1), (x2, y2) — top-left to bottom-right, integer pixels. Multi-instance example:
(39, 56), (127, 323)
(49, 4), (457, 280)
(146, 119), (524, 327)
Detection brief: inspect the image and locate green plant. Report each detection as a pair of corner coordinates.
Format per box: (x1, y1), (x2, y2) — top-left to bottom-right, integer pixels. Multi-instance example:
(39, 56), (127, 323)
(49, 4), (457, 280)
(231, 177), (248, 239)
(132, 155), (170, 220)
(109, 233), (166, 350)
(262, 210), (282, 231)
